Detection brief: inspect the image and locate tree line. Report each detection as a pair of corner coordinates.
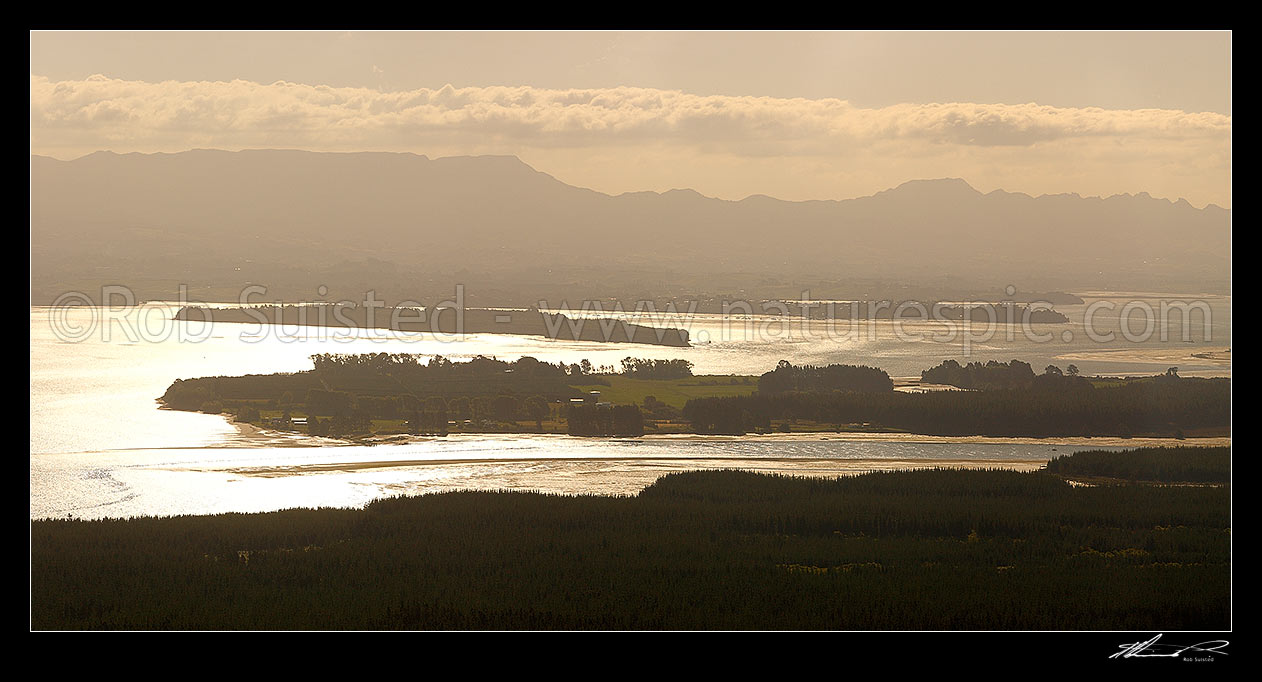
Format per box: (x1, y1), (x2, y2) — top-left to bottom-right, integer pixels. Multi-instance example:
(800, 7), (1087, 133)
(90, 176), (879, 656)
(618, 357), (694, 380)
(566, 404), (645, 437)
(921, 358), (1091, 390)
(1045, 446), (1230, 483)
(684, 372), (1229, 437)
(758, 360), (893, 394)
(32, 462), (1229, 630)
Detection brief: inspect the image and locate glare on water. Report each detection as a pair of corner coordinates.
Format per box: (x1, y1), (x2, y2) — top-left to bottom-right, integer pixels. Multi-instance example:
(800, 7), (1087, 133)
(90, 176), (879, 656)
(30, 299), (1229, 519)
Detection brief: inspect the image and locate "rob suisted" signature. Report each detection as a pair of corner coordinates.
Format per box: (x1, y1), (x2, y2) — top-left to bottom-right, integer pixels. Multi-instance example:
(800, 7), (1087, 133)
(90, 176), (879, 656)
(1110, 634), (1230, 660)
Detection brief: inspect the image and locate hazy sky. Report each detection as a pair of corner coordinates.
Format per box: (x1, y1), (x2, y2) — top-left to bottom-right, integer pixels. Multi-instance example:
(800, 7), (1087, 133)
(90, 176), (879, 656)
(30, 30), (1232, 207)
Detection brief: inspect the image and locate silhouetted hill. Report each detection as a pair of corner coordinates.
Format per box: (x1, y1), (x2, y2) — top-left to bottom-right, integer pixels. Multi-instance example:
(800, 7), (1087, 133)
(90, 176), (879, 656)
(30, 150), (1229, 304)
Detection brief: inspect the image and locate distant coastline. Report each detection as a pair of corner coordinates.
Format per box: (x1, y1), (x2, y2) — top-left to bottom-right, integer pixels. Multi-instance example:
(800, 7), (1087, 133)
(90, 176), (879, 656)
(173, 304), (691, 347)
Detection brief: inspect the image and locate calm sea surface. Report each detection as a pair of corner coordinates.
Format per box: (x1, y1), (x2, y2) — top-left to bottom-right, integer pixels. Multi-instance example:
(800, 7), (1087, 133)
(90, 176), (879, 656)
(30, 295), (1229, 519)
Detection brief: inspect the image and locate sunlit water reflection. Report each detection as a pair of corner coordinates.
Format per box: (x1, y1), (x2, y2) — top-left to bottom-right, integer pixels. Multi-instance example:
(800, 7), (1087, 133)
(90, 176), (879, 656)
(34, 435), (1129, 519)
(30, 299), (1229, 519)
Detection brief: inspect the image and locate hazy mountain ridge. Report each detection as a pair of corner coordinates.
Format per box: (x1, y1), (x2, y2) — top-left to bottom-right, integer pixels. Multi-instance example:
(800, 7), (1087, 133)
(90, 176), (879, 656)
(30, 149), (1230, 303)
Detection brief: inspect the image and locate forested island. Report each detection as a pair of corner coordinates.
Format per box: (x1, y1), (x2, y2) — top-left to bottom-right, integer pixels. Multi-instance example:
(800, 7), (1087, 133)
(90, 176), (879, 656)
(31, 447), (1230, 630)
(160, 354), (1230, 440)
(173, 305), (691, 347)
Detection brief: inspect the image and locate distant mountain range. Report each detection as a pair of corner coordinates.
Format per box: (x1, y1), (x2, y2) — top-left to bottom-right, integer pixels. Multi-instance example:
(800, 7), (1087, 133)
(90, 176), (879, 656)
(30, 149), (1230, 304)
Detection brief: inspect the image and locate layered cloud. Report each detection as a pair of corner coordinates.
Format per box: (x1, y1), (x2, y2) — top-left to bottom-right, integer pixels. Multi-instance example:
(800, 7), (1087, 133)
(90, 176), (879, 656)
(30, 75), (1232, 206)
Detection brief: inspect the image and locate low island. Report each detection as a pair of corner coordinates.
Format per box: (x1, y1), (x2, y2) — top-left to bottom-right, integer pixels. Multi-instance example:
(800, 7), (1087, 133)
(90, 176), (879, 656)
(174, 305), (692, 346)
(160, 354), (1230, 440)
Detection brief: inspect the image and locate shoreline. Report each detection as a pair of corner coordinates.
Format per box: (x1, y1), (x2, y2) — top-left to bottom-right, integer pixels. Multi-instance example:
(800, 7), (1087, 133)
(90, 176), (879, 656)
(216, 457), (1051, 477)
(173, 305), (693, 347)
(1053, 345), (1230, 367)
(223, 418), (1230, 450)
